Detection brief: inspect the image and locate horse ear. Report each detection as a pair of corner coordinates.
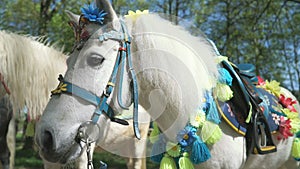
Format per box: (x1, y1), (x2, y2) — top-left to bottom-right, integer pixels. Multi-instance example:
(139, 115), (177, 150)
(95, 0), (120, 29)
(65, 10), (80, 25)
(65, 10), (82, 41)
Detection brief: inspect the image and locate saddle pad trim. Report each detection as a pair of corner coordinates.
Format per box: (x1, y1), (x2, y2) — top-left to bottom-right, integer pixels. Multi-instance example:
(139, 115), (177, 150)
(215, 99), (246, 136)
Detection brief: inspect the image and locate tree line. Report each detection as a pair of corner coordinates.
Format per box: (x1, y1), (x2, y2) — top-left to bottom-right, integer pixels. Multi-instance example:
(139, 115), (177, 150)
(1, 0), (300, 98)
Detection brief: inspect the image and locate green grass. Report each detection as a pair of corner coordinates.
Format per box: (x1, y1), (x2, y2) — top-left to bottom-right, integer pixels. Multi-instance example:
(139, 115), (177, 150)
(15, 137), (43, 168)
(15, 134), (159, 169)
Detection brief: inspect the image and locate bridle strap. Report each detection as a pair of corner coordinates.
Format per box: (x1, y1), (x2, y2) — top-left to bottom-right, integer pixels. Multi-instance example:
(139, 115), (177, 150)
(0, 72), (11, 95)
(117, 44), (130, 110)
(51, 20), (141, 139)
(51, 75), (128, 124)
(121, 21), (141, 139)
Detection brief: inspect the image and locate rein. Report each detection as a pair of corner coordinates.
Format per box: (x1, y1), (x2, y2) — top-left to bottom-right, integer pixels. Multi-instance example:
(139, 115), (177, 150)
(0, 72), (10, 95)
(51, 21), (141, 140)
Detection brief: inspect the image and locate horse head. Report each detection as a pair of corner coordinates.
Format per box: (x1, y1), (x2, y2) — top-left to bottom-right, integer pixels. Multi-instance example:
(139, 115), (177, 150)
(35, 0), (133, 163)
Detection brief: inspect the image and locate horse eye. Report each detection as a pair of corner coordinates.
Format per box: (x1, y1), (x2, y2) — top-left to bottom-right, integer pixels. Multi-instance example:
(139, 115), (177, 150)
(87, 55), (105, 67)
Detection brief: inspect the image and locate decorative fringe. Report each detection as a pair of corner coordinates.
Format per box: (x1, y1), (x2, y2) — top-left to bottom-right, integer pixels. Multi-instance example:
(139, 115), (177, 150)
(205, 125), (222, 145)
(150, 122), (160, 143)
(179, 152), (195, 169)
(292, 137), (300, 159)
(160, 154), (177, 169)
(151, 136), (166, 163)
(25, 121), (35, 137)
(190, 136), (211, 164)
(206, 100), (220, 124)
(245, 102), (252, 123)
(214, 83), (233, 102)
(218, 68), (233, 86)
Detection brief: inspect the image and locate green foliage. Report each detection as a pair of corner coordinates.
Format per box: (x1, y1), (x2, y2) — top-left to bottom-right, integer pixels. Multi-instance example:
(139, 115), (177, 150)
(1, 0), (40, 35)
(1, 0), (299, 96)
(192, 0), (300, 97)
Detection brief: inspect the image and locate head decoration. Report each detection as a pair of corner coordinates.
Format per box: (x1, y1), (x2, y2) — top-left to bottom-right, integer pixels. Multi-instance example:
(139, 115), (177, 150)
(80, 3), (107, 24)
(68, 2), (107, 47)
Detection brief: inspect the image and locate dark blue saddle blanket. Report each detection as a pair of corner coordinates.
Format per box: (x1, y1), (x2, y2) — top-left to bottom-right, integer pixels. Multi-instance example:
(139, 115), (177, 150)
(217, 87), (280, 136)
(218, 61), (280, 135)
(218, 61), (278, 154)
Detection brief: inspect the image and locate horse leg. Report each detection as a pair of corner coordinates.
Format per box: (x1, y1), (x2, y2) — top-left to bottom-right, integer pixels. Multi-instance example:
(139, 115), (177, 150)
(0, 96), (13, 169)
(7, 117), (15, 169)
(0, 157), (9, 169)
(0, 145), (10, 169)
(0, 139), (10, 169)
(126, 123), (149, 169)
(0, 135), (10, 169)
(126, 157), (147, 169)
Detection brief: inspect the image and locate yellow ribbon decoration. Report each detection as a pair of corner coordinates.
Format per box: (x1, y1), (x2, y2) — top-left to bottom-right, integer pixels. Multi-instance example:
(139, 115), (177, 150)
(51, 82), (67, 95)
(125, 10), (149, 21)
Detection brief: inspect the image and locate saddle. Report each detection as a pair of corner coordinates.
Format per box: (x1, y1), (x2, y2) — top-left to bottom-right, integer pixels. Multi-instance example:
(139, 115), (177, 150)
(219, 61), (277, 155)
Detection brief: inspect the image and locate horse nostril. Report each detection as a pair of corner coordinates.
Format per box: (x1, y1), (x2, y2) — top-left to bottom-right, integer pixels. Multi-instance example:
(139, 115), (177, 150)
(41, 130), (54, 152)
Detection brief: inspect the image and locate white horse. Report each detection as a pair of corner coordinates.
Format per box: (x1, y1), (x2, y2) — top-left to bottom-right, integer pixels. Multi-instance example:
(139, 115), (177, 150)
(0, 30), (149, 169)
(0, 30), (67, 169)
(35, 0), (300, 169)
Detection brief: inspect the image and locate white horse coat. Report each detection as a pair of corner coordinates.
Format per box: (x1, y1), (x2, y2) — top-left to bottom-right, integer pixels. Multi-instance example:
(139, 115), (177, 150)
(35, 0), (300, 169)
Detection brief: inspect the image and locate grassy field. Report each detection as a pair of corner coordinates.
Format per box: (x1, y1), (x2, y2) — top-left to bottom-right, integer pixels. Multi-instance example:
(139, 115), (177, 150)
(15, 134), (159, 169)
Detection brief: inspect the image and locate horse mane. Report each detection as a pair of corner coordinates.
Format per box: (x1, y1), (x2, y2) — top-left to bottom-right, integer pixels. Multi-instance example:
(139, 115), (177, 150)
(0, 30), (67, 120)
(129, 13), (218, 95)
(127, 14), (219, 134)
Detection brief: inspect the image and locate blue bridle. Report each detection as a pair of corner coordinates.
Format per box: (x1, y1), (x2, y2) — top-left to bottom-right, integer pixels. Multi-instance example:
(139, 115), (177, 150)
(51, 21), (141, 139)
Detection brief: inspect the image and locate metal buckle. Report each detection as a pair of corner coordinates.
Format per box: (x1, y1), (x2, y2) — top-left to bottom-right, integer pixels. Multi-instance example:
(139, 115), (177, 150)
(77, 121), (101, 143)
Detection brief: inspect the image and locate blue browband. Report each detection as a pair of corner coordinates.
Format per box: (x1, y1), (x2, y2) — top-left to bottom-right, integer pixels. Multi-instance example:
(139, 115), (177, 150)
(51, 21), (141, 139)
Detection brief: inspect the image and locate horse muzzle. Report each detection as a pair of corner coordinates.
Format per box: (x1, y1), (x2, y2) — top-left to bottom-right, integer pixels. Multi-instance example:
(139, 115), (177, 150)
(35, 124), (83, 164)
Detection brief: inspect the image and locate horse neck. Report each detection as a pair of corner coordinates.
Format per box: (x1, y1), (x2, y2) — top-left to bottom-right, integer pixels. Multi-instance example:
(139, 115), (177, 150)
(128, 14), (217, 141)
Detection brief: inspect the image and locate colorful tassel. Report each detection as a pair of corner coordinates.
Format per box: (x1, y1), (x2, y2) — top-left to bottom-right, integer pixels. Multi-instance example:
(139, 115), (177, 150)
(160, 153), (177, 169)
(206, 100), (221, 124)
(190, 136), (211, 164)
(218, 68), (233, 86)
(150, 122), (161, 143)
(214, 83), (233, 102)
(179, 152), (195, 169)
(151, 135), (166, 163)
(204, 124), (222, 145)
(292, 137), (300, 159)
